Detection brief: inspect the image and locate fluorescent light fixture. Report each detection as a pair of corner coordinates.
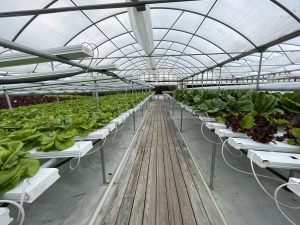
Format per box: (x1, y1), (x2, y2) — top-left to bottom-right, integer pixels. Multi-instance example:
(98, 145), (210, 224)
(0, 45), (93, 68)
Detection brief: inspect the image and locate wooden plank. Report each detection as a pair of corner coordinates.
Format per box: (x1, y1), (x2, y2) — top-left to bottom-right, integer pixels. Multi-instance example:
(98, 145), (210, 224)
(161, 111), (183, 225)
(167, 145), (197, 225)
(156, 107), (169, 225)
(128, 147), (151, 225)
(181, 146), (225, 225)
(143, 146), (157, 225)
(99, 112), (153, 225)
(174, 147), (211, 225)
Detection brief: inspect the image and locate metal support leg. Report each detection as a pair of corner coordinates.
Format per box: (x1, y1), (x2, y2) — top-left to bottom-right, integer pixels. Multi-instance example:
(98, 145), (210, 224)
(133, 111), (136, 131)
(99, 140), (107, 184)
(209, 135), (218, 190)
(172, 102), (175, 116)
(4, 90), (13, 112)
(180, 106), (183, 132)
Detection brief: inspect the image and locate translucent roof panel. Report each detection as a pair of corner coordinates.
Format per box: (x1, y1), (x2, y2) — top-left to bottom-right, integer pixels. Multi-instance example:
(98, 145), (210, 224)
(0, 0), (300, 86)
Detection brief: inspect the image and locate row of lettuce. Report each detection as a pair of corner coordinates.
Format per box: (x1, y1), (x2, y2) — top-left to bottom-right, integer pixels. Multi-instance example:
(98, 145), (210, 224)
(0, 92), (150, 195)
(172, 89), (300, 145)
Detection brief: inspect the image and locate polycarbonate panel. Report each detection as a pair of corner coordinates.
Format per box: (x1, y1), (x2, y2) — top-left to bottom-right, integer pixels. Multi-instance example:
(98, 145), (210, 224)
(164, 30), (193, 45)
(151, 9), (182, 29)
(68, 26), (107, 46)
(17, 0), (91, 48)
(111, 33), (136, 48)
(153, 29), (168, 40)
(156, 41), (173, 50)
(97, 17), (127, 39)
(196, 18), (253, 52)
(173, 12), (204, 33)
(277, 0), (300, 18)
(210, 0), (300, 46)
(151, 0), (214, 15)
(96, 41), (118, 57)
(119, 45), (136, 55)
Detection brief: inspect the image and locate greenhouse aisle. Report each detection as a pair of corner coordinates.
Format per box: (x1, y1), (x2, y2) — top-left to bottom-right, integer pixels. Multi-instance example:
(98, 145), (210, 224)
(96, 99), (225, 225)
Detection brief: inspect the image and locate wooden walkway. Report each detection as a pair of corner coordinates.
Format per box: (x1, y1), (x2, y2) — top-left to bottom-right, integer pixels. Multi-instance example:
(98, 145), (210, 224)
(96, 99), (225, 225)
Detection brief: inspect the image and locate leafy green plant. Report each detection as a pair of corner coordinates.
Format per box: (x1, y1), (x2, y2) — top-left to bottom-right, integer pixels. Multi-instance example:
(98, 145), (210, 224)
(0, 141), (39, 195)
(280, 91), (300, 113)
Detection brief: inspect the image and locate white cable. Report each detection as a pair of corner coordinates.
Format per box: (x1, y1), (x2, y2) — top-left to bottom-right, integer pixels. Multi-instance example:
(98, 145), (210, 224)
(0, 200), (25, 225)
(221, 139), (283, 182)
(85, 137), (107, 156)
(250, 154), (300, 209)
(69, 143), (82, 170)
(218, 136), (243, 158)
(18, 179), (29, 222)
(112, 118), (128, 140)
(275, 183), (300, 225)
(200, 123), (221, 144)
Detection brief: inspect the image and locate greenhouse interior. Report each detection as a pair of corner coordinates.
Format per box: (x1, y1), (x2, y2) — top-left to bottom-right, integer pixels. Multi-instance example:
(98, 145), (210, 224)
(1, 0), (300, 225)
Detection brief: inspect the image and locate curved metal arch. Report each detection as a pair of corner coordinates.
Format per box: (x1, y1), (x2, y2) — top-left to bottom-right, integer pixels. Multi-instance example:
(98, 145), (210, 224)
(133, 67), (187, 79)
(119, 59), (193, 76)
(12, 0), (60, 42)
(61, 10), (238, 67)
(151, 7), (257, 49)
(119, 58), (196, 77)
(118, 54), (196, 75)
(269, 0), (300, 24)
(153, 27), (234, 59)
(64, 10), (128, 46)
(130, 68), (185, 80)
(118, 59), (194, 78)
(106, 39), (211, 68)
(88, 28), (229, 72)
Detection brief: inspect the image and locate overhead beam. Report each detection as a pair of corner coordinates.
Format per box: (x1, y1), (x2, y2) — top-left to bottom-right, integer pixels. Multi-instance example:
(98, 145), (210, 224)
(182, 29), (300, 81)
(0, 0), (199, 18)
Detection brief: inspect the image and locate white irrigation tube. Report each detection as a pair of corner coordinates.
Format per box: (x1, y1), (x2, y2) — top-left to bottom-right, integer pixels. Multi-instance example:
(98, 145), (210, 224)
(275, 183), (300, 225)
(218, 136), (243, 158)
(0, 200), (25, 225)
(221, 139), (283, 182)
(169, 110), (229, 225)
(250, 154), (300, 209)
(87, 106), (149, 225)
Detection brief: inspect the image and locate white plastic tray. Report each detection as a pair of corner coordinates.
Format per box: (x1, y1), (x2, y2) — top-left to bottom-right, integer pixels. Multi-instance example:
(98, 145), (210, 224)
(111, 116), (125, 125)
(247, 150), (300, 169)
(199, 116), (216, 122)
(76, 128), (109, 141)
(205, 122), (227, 130)
(103, 122), (116, 132)
(0, 208), (12, 225)
(28, 141), (93, 159)
(288, 178), (300, 197)
(228, 138), (300, 153)
(2, 168), (60, 203)
(215, 128), (249, 138)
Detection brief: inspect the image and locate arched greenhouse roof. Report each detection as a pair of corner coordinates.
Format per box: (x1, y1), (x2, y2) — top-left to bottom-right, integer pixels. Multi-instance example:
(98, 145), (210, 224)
(0, 0), (300, 91)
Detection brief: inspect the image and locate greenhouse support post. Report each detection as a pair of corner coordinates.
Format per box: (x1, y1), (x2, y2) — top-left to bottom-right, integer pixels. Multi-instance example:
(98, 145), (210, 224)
(133, 111), (136, 131)
(201, 72), (204, 89)
(4, 90), (13, 111)
(256, 51), (263, 90)
(98, 139), (107, 184)
(218, 66), (222, 91)
(209, 134), (218, 190)
(94, 80), (99, 107)
(180, 105), (183, 132)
